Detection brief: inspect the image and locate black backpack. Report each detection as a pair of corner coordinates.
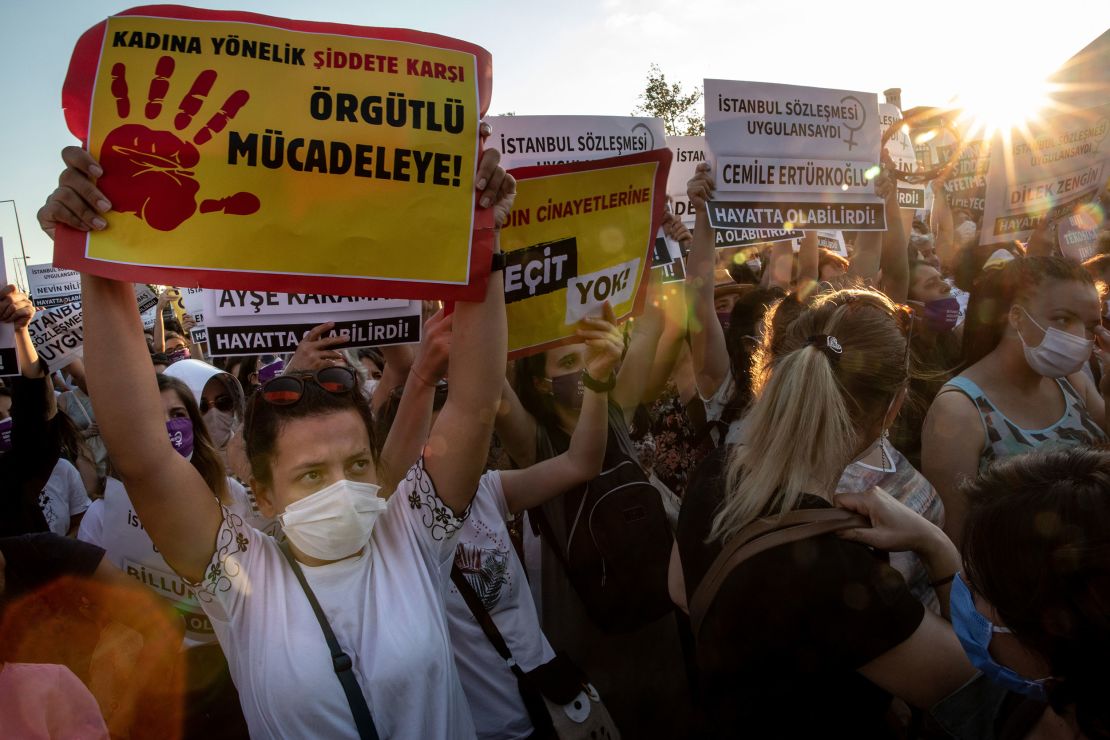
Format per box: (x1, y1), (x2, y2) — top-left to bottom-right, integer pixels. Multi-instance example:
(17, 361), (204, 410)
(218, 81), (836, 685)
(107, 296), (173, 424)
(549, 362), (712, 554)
(532, 407), (675, 634)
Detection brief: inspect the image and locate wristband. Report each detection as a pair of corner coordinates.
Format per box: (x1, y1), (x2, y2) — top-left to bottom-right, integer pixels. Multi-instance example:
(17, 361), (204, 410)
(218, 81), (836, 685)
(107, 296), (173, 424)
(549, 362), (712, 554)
(929, 573), (956, 589)
(582, 370), (616, 393)
(410, 366), (436, 388)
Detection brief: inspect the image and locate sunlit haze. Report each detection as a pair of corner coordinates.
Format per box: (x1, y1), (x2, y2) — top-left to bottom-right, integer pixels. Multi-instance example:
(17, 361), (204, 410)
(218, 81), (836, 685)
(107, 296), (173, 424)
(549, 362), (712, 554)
(1, 0), (1107, 270)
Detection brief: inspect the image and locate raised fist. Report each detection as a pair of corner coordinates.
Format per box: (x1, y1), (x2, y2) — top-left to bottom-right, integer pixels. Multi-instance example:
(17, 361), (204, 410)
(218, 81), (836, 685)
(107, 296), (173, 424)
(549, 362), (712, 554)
(98, 56), (260, 231)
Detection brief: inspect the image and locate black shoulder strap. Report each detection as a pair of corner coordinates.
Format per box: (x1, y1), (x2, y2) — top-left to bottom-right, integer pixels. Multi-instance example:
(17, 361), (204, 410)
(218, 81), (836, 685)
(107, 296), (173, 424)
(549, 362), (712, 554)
(451, 565), (553, 731)
(279, 541), (380, 740)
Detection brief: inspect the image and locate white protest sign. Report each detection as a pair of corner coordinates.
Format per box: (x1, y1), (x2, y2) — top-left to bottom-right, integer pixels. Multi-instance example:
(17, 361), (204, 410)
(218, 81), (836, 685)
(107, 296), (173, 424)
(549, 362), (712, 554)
(705, 80), (885, 232)
(816, 230), (848, 257)
(180, 287), (207, 344)
(981, 106), (1110, 244)
(201, 290), (423, 356)
(666, 135), (706, 225)
(28, 301), (84, 372)
(487, 115), (667, 169)
(880, 104), (926, 211)
(0, 239), (16, 375)
(565, 258), (641, 324)
(26, 264), (81, 309)
(135, 284), (160, 330)
(714, 227), (801, 248)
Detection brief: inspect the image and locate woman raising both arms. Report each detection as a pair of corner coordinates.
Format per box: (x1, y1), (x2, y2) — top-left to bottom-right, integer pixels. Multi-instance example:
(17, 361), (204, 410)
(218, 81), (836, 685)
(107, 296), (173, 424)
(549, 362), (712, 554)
(39, 142), (516, 739)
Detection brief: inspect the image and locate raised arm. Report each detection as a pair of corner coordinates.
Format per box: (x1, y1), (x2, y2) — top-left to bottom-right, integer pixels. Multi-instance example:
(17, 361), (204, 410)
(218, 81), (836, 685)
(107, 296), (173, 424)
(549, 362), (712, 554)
(930, 178), (955, 272)
(796, 231), (819, 299)
(377, 310), (452, 494)
(500, 311), (621, 514)
(495, 377), (540, 469)
(876, 167), (909, 302)
(39, 148), (221, 582)
(374, 343), (415, 416)
(685, 163), (730, 399)
(151, 288), (173, 353)
(613, 291), (664, 423)
(423, 150), (514, 516)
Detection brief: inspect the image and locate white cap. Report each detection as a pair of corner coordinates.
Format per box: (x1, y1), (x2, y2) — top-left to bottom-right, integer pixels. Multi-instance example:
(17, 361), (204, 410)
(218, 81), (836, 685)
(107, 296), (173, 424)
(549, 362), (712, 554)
(164, 359), (243, 412)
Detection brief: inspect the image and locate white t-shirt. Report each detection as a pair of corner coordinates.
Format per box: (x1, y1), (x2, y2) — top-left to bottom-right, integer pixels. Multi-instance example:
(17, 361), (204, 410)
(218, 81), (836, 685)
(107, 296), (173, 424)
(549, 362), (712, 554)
(38, 458), (91, 536)
(448, 472), (556, 740)
(191, 458), (476, 739)
(702, 369), (747, 447)
(78, 476), (272, 646)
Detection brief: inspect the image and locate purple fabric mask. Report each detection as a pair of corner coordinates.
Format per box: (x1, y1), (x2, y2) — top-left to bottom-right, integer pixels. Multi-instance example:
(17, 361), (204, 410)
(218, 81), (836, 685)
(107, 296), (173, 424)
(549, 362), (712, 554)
(167, 347), (191, 364)
(258, 359), (285, 383)
(0, 417), (12, 453)
(716, 311), (732, 332)
(923, 296), (961, 333)
(167, 417), (194, 458)
(549, 370), (585, 411)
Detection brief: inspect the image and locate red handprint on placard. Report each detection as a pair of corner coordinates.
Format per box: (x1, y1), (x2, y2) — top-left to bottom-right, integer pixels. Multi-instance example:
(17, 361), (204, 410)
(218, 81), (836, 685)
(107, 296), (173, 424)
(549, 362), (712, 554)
(98, 56), (260, 232)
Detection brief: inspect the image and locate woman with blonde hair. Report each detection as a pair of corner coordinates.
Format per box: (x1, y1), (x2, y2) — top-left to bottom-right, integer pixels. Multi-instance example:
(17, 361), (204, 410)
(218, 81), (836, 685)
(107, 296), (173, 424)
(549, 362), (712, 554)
(673, 288), (974, 738)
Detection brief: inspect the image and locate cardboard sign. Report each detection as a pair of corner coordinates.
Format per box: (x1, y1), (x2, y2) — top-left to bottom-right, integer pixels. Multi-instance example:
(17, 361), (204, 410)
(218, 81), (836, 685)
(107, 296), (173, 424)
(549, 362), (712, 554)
(1058, 212), (1101, 262)
(0, 239), (16, 375)
(26, 264), (82, 308)
(487, 115), (666, 169)
(200, 290), (422, 356)
(28, 301), (85, 372)
(935, 139), (991, 222)
(54, 5), (495, 301)
(981, 106), (1110, 243)
(500, 149), (670, 357)
(705, 80), (885, 231)
(880, 104), (926, 210)
(179, 287), (207, 343)
(666, 135), (705, 225)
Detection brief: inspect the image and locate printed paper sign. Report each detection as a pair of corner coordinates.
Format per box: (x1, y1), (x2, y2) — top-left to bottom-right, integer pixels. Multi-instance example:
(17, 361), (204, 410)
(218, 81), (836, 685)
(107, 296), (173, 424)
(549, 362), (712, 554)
(200, 290), (422, 356)
(936, 139), (991, 222)
(500, 149), (670, 357)
(28, 301), (85, 372)
(816, 230), (848, 257)
(705, 80), (885, 231)
(1058, 213), (1101, 262)
(54, 6), (495, 301)
(981, 106), (1110, 243)
(714, 227), (802, 248)
(179, 287), (207, 343)
(487, 115), (666, 169)
(666, 135), (705, 225)
(880, 104), (926, 210)
(26, 264), (82, 308)
(0, 239), (16, 375)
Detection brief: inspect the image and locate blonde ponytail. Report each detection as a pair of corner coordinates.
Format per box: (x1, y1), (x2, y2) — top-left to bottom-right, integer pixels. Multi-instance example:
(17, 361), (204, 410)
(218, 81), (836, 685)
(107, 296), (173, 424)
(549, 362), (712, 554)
(709, 289), (908, 543)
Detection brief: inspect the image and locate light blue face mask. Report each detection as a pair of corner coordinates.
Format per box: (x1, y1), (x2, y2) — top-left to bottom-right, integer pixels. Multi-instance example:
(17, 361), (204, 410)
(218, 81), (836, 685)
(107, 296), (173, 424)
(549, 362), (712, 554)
(950, 573), (1048, 701)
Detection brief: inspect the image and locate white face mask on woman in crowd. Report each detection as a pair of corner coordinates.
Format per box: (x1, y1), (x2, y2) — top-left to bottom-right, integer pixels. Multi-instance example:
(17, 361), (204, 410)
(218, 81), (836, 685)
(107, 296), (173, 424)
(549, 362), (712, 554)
(1014, 306), (1094, 378)
(279, 479), (388, 561)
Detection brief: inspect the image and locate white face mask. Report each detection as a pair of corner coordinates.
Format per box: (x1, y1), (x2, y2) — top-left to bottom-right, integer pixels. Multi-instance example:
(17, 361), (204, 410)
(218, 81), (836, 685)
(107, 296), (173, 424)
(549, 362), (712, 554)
(363, 378), (380, 398)
(204, 408), (237, 448)
(280, 479), (386, 561)
(1016, 306), (1093, 378)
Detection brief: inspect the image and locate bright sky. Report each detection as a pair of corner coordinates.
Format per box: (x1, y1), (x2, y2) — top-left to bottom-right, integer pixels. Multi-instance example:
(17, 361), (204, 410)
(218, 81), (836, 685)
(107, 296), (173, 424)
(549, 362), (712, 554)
(1, 0), (1106, 272)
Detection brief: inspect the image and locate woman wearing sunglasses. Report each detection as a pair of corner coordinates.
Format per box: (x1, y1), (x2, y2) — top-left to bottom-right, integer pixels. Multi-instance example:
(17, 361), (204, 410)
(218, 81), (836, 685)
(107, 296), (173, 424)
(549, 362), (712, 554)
(43, 144), (515, 738)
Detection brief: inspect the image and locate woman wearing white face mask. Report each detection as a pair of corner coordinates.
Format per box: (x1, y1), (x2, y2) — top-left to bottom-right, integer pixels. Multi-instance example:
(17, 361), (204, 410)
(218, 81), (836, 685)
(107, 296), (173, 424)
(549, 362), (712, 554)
(46, 143), (514, 738)
(923, 256), (1110, 546)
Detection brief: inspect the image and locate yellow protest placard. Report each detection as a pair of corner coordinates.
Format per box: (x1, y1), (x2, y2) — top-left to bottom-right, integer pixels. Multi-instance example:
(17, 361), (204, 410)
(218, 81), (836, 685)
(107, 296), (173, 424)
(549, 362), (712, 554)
(56, 7), (495, 300)
(501, 150), (671, 357)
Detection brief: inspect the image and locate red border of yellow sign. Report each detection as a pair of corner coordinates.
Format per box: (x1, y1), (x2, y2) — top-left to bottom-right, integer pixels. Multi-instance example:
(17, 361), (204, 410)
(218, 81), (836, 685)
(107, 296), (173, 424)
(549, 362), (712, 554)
(53, 5), (497, 301)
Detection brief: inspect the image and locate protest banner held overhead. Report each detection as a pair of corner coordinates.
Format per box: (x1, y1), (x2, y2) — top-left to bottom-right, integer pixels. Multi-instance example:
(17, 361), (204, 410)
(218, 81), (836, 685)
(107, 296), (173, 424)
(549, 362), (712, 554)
(26, 264), (82, 308)
(500, 149), (670, 357)
(981, 105), (1110, 244)
(0, 239), (17, 375)
(200, 290), (422, 356)
(665, 135), (705, 226)
(1058, 210), (1102, 263)
(879, 104), (926, 211)
(28, 301), (85, 372)
(705, 80), (886, 233)
(486, 115), (666, 169)
(53, 5), (496, 300)
(936, 139), (991, 222)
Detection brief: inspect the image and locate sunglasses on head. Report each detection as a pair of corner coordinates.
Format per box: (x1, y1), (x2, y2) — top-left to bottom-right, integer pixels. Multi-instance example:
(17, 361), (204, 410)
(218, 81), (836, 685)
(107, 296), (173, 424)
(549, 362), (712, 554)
(260, 366), (358, 406)
(200, 395), (236, 414)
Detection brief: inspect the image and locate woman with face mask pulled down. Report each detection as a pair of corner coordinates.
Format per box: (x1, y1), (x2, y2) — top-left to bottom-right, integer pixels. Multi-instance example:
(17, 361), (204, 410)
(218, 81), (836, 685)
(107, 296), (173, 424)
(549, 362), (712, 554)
(923, 256), (1110, 545)
(841, 446), (1110, 740)
(44, 144), (514, 738)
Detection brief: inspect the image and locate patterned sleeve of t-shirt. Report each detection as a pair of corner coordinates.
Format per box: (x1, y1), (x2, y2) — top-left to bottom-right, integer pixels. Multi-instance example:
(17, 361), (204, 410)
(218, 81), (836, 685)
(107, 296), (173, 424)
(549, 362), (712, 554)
(186, 505), (262, 623)
(388, 456), (470, 572)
